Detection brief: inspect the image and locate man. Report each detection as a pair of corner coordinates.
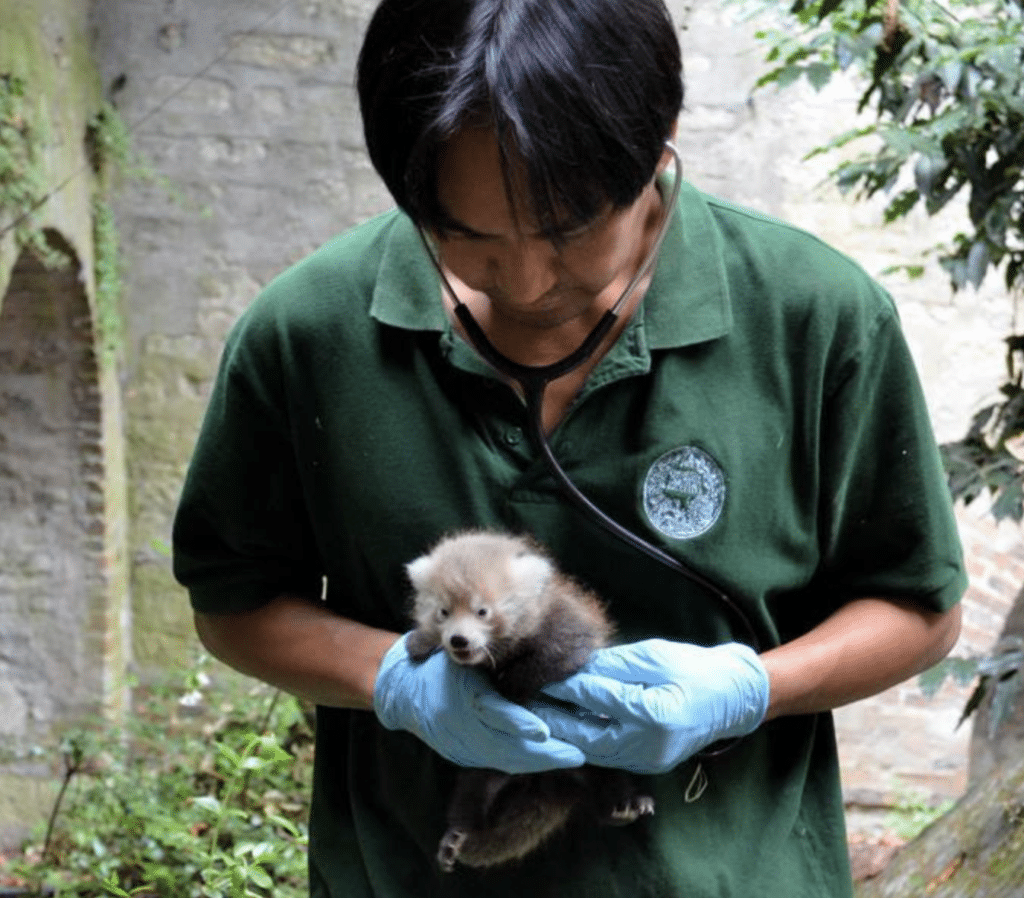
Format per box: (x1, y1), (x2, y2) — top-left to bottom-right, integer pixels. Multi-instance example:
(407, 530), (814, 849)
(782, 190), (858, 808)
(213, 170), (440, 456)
(173, 1), (966, 895)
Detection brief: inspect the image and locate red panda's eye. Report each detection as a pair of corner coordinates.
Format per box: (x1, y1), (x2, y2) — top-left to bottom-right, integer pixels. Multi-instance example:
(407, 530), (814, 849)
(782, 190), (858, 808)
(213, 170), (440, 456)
(476, 608), (488, 618)
(438, 608), (449, 620)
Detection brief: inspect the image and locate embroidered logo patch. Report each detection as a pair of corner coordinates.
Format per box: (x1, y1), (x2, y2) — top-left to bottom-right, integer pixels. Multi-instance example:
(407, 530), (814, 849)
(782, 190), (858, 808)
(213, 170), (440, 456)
(642, 446), (726, 540)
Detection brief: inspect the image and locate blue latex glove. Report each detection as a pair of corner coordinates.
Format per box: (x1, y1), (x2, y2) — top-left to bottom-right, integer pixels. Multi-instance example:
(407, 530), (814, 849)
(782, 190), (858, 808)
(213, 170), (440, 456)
(373, 634), (588, 774)
(531, 639), (770, 775)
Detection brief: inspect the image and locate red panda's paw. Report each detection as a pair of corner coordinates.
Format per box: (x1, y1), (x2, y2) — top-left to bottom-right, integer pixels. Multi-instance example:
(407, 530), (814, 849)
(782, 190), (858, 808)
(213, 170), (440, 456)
(437, 827), (468, 873)
(607, 794), (656, 825)
(406, 629), (440, 662)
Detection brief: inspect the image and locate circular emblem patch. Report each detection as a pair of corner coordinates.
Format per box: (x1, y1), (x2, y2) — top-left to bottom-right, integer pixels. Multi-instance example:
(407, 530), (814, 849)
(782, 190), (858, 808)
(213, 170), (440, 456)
(642, 446), (726, 540)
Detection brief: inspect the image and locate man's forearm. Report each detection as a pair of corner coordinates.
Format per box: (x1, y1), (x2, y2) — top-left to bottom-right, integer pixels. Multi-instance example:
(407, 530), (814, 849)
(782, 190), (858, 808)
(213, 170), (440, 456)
(194, 595), (401, 708)
(759, 597), (962, 721)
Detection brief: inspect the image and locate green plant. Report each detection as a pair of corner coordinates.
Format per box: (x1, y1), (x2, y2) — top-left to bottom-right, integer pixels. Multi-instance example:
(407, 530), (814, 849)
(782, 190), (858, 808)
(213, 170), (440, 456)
(3, 658), (313, 897)
(739, 0), (1024, 517)
(92, 195), (123, 368)
(920, 636), (1023, 737)
(85, 101), (137, 185)
(0, 72), (66, 266)
(85, 101), (139, 369)
(84, 100), (188, 368)
(884, 786), (956, 840)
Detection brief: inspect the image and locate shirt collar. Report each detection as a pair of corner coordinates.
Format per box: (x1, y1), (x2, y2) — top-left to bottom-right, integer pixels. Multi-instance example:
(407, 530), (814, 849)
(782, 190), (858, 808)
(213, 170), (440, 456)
(643, 178), (733, 349)
(368, 179), (733, 351)
(368, 218), (448, 331)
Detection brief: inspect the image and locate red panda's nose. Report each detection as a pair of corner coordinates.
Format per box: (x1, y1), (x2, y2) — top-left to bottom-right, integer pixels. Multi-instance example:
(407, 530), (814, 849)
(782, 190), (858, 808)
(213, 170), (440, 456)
(449, 635), (469, 650)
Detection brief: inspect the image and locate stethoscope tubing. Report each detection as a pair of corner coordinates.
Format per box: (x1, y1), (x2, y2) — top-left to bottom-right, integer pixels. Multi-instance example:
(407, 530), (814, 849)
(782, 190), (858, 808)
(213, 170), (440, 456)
(420, 143), (762, 655)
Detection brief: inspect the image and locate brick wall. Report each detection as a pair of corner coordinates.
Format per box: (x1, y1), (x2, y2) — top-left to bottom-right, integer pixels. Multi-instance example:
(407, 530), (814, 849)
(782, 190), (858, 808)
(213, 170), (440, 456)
(90, 0), (391, 668)
(836, 505), (1019, 809)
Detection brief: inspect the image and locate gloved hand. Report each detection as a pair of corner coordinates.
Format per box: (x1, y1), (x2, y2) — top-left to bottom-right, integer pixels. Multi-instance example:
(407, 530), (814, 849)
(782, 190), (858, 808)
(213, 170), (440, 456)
(530, 639), (770, 775)
(373, 634), (588, 774)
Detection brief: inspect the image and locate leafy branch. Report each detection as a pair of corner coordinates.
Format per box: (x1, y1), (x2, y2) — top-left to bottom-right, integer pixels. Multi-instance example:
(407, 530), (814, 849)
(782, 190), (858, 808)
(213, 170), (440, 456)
(921, 637), (1023, 737)
(740, 0), (1024, 515)
(0, 72), (67, 267)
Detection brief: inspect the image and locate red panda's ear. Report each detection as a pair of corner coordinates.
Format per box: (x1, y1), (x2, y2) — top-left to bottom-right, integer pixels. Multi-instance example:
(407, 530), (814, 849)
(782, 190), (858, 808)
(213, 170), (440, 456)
(508, 553), (552, 592)
(406, 554), (436, 590)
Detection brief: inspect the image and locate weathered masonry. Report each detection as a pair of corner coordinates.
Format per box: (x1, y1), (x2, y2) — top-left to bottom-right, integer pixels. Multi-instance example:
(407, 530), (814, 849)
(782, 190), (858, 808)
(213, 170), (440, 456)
(0, 0), (131, 843)
(1, 236), (105, 746)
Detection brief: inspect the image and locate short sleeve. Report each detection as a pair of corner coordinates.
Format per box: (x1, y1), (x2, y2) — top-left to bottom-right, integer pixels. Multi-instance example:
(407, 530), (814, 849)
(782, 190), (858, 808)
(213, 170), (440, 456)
(172, 306), (322, 613)
(813, 301), (966, 612)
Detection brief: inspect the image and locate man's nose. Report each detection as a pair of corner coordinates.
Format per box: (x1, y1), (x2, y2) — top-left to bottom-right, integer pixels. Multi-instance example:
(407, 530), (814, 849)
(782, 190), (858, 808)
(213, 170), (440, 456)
(492, 239), (559, 303)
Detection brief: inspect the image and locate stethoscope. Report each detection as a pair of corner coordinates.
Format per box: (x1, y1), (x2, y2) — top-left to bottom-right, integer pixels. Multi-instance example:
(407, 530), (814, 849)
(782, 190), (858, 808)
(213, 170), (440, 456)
(418, 143), (761, 656)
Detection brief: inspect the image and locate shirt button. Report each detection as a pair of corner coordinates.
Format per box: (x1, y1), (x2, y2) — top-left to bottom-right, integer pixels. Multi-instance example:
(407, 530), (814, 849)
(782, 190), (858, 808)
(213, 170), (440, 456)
(503, 428), (522, 446)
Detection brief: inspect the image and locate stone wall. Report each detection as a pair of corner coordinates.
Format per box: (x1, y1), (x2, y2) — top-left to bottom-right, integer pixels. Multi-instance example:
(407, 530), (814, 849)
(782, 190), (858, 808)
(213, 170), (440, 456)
(0, 0), (132, 846)
(0, 238), (104, 743)
(89, 0), (389, 668)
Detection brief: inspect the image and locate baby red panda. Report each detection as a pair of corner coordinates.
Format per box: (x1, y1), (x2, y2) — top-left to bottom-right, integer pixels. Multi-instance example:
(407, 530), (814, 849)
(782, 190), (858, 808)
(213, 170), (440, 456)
(405, 530), (655, 872)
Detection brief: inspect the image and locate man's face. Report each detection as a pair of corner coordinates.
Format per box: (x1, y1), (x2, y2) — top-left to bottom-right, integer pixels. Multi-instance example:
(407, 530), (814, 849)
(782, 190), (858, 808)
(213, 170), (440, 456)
(431, 128), (667, 335)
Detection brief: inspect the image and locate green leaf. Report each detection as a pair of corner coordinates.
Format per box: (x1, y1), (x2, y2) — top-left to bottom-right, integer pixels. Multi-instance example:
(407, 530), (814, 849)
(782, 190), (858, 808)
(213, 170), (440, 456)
(914, 154), (947, 195)
(918, 664), (950, 700)
(101, 875), (133, 898)
(940, 60), (964, 93)
(883, 189), (920, 223)
(248, 866), (273, 889)
(267, 813), (303, 838)
(806, 62), (834, 90)
(775, 65), (804, 89)
(194, 795), (222, 814)
(918, 656), (981, 700)
(990, 476), (1024, 521)
(217, 742), (243, 768)
(966, 239), (991, 289)
(236, 840), (276, 861)
(941, 255), (969, 290)
(814, 0), (847, 20)
(957, 676), (990, 730)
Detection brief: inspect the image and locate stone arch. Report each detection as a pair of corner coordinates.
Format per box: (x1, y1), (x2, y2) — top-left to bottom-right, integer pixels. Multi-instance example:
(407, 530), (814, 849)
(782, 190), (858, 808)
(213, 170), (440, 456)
(0, 230), (122, 753)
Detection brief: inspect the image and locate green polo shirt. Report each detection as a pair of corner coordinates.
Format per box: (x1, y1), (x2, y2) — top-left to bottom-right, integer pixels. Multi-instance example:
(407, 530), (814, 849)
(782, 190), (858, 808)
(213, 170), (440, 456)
(173, 181), (966, 898)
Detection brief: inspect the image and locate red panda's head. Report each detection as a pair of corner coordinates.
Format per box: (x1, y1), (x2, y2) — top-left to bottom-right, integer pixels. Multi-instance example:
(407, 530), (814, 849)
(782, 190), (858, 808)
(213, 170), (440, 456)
(406, 532), (553, 667)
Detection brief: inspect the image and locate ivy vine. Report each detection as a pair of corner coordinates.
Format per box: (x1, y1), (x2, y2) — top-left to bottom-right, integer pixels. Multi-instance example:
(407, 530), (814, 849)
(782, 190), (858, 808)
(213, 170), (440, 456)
(86, 100), (136, 368)
(0, 72), (64, 266)
(1, 77), (139, 368)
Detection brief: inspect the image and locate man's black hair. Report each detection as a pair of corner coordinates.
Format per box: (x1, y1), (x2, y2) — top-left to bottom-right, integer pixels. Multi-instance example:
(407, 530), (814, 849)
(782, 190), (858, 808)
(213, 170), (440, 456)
(356, 0), (683, 238)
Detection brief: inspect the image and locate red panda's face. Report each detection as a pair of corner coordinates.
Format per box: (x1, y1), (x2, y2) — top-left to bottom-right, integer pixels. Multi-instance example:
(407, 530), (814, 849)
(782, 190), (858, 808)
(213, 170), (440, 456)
(406, 532), (554, 668)
(434, 591), (500, 667)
